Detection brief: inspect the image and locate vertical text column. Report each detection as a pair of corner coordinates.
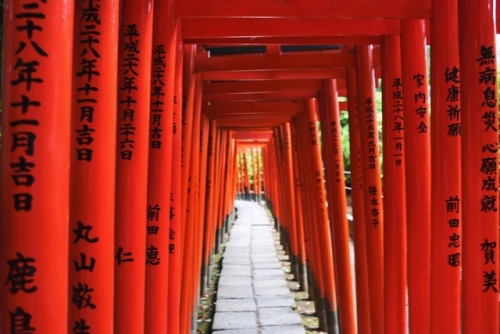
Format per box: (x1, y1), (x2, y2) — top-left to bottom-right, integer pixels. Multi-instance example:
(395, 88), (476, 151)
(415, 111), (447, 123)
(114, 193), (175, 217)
(458, 0), (499, 332)
(69, 1), (119, 332)
(0, 1), (74, 332)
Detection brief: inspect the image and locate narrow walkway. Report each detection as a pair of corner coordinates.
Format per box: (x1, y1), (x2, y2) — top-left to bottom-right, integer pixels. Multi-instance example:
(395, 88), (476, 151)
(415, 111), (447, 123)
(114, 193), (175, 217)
(212, 200), (306, 334)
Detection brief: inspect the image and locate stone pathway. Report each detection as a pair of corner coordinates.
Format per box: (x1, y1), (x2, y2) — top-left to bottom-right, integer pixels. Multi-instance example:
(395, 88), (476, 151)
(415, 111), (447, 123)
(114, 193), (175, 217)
(212, 200), (305, 334)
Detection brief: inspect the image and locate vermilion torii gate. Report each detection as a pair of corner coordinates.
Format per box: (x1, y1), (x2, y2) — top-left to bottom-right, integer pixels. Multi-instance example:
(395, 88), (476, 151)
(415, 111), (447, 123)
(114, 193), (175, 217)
(0, 0), (499, 333)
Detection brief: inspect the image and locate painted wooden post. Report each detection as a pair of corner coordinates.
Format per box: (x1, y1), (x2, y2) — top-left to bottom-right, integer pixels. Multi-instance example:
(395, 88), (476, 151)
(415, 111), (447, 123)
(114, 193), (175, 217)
(293, 116), (327, 327)
(400, 19), (431, 334)
(381, 35), (407, 334)
(355, 45), (384, 334)
(180, 74), (203, 334)
(290, 122), (309, 293)
(283, 123), (300, 280)
(69, 1), (119, 332)
(319, 79), (356, 334)
(144, 0), (177, 332)
(168, 22), (183, 333)
(430, 0), (462, 332)
(114, 1), (154, 333)
(0, 1), (74, 332)
(304, 100), (339, 333)
(346, 68), (371, 334)
(458, 0), (499, 332)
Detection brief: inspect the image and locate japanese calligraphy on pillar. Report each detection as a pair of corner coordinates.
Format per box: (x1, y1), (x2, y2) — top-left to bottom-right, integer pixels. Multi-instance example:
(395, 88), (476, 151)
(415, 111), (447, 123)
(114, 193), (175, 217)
(391, 79), (404, 166)
(476, 46), (498, 293)
(118, 24), (140, 160)
(146, 204), (161, 264)
(329, 119), (342, 183)
(5, 1), (49, 331)
(150, 45), (166, 149)
(9, 0), (48, 213)
(445, 66), (461, 136)
(308, 120), (327, 223)
(70, 2), (105, 330)
(364, 98), (377, 170)
(412, 73), (429, 133)
(75, 1), (102, 162)
(446, 196), (461, 267)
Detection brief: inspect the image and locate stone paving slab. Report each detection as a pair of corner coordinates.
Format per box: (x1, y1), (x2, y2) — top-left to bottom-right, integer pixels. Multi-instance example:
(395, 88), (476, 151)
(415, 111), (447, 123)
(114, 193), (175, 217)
(258, 307), (303, 326)
(253, 268), (286, 279)
(220, 264), (251, 276)
(255, 285), (293, 296)
(212, 311), (258, 330)
(218, 276), (252, 286)
(256, 296), (295, 308)
(213, 329), (259, 334)
(261, 325), (306, 334)
(217, 285), (254, 299)
(216, 298), (257, 312)
(253, 279), (289, 288)
(212, 200), (305, 333)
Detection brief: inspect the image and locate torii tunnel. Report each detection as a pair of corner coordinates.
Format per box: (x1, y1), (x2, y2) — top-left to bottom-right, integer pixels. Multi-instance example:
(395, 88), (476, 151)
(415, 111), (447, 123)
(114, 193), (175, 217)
(1, 0), (500, 333)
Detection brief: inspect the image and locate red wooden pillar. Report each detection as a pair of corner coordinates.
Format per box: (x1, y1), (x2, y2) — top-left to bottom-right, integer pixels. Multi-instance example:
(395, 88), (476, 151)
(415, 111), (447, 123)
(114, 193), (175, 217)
(400, 19), (431, 334)
(283, 123), (300, 272)
(319, 79), (356, 334)
(430, 0), (461, 332)
(69, 1), (119, 332)
(144, 0), (176, 332)
(346, 68), (371, 334)
(181, 74), (203, 334)
(195, 116), (211, 294)
(304, 100), (338, 333)
(290, 122), (309, 291)
(0, 1), (74, 332)
(381, 35), (407, 334)
(168, 22), (183, 333)
(458, 0), (499, 332)
(202, 120), (217, 292)
(355, 46), (384, 334)
(114, 1), (154, 333)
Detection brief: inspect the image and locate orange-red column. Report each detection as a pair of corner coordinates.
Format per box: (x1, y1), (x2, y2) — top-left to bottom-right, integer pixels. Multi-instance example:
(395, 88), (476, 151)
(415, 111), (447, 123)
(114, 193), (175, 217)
(319, 79), (356, 334)
(168, 22), (183, 333)
(430, 0), (462, 332)
(144, 0), (176, 332)
(381, 35), (407, 334)
(0, 1), (74, 332)
(355, 46), (384, 334)
(346, 68), (371, 334)
(400, 19), (431, 334)
(458, 0), (499, 332)
(304, 100), (338, 332)
(69, 1), (119, 332)
(114, 1), (154, 333)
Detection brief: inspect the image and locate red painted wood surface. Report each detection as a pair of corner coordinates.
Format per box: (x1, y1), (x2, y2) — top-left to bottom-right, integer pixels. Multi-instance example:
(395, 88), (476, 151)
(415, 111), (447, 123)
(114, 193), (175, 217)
(114, 1), (154, 333)
(69, 1), (119, 332)
(355, 45), (384, 334)
(430, 0), (461, 332)
(458, 0), (499, 332)
(381, 34), (407, 334)
(0, 1), (74, 332)
(401, 19), (432, 334)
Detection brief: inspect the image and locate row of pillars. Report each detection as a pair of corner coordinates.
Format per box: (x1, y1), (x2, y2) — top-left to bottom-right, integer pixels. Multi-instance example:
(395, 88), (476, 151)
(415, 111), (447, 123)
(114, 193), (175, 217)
(234, 3), (498, 334)
(0, 1), (240, 333)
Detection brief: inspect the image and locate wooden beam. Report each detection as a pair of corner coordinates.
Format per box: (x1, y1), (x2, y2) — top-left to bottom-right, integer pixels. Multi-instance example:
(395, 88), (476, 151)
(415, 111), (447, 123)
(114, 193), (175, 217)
(195, 51), (355, 72)
(176, 0), (430, 19)
(201, 68), (347, 80)
(183, 18), (400, 42)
